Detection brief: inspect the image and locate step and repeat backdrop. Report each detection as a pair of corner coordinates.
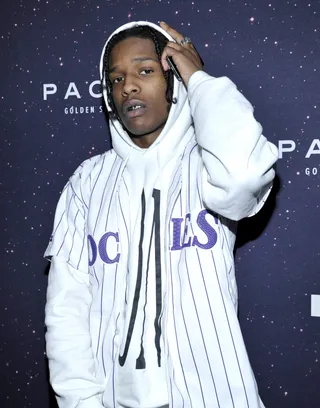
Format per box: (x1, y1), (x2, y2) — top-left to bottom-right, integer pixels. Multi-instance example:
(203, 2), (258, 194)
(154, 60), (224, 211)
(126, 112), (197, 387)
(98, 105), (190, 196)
(1, 0), (319, 407)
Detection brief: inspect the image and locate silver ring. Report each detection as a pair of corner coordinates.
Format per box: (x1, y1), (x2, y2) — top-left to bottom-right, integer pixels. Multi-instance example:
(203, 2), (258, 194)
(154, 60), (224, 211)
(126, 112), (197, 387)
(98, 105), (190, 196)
(180, 36), (192, 46)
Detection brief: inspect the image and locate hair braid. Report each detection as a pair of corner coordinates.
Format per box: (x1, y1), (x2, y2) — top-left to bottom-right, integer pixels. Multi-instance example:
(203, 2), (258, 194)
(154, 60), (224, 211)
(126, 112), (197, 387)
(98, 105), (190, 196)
(144, 27), (174, 105)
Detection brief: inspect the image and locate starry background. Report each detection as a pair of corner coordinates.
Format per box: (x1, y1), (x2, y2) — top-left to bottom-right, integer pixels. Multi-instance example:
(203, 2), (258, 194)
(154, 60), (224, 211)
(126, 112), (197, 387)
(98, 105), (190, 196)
(0, 0), (319, 407)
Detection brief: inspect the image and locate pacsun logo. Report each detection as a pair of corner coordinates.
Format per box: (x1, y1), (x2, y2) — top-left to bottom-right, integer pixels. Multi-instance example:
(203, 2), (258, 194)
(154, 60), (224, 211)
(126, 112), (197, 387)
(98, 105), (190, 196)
(42, 80), (104, 115)
(279, 139), (320, 176)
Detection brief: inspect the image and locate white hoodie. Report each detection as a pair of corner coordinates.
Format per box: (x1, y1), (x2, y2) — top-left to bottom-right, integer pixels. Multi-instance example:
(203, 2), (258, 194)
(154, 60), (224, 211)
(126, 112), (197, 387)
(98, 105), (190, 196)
(45, 21), (278, 408)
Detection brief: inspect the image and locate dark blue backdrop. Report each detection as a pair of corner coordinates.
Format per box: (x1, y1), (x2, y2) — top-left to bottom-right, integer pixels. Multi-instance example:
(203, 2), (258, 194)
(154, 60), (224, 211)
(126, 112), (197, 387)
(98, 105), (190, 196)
(1, 0), (319, 407)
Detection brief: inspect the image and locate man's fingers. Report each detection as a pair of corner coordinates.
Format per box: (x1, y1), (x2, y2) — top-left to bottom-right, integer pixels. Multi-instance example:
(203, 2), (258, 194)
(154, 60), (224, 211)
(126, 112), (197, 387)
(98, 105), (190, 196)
(160, 21), (184, 44)
(160, 44), (182, 70)
(159, 23), (203, 85)
(160, 22), (195, 53)
(164, 41), (184, 52)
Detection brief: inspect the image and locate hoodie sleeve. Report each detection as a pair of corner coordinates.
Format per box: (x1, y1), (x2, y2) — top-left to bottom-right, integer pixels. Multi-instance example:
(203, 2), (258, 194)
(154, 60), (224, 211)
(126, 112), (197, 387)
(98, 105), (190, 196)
(44, 169), (104, 408)
(188, 71), (278, 221)
(45, 258), (104, 408)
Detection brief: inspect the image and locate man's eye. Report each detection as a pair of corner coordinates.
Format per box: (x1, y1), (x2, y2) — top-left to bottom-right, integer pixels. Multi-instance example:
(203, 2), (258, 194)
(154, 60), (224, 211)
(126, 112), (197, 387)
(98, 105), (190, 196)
(113, 76), (123, 84)
(141, 69), (154, 75)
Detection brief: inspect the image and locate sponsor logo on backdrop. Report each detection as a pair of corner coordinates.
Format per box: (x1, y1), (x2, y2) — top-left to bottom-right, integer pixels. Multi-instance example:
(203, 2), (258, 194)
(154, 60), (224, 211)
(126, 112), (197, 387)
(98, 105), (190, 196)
(43, 80), (105, 115)
(278, 139), (320, 176)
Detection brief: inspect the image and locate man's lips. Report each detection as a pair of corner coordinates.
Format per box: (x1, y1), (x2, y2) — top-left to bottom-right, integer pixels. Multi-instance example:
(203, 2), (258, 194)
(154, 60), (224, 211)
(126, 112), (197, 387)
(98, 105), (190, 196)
(122, 99), (147, 118)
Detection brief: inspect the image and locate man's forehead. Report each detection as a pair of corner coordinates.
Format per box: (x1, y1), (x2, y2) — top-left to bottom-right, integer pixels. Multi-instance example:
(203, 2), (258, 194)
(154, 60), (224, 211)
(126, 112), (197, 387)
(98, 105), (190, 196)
(111, 36), (156, 54)
(109, 37), (160, 72)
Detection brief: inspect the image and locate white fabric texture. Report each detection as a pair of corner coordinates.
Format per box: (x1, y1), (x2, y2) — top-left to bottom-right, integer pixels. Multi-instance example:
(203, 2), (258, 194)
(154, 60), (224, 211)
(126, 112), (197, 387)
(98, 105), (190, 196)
(45, 21), (278, 408)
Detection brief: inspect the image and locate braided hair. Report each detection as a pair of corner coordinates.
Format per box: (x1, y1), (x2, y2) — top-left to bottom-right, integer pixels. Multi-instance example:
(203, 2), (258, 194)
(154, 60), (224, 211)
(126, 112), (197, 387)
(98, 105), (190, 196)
(101, 25), (175, 122)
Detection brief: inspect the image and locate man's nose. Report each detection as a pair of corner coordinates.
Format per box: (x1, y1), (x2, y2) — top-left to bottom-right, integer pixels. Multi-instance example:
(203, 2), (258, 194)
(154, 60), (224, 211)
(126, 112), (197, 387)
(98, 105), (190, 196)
(122, 75), (140, 96)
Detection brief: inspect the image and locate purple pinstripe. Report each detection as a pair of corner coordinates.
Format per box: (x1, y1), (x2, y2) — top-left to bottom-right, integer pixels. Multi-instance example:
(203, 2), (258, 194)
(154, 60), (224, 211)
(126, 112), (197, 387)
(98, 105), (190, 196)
(97, 262), (119, 367)
(56, 194), (75, 256)
(118, 193), (129, 247)
(169, 377), (174, 408)
(89, 155), (106, 208)
(91, 155), (116, 235)
(96, 263), (107, 360)
(93, 266), (100, 287)
(167, 166), (181, 210)
(69, 182), (86, 213)
(195, 248), (234, 407)
(210, 252), (250, 407)
(76, 222), (87, 270)
(67, 209), (80, 262)
(177, 255), (205, 406)
(51, 208), (66, 238)
(123, 178), (129, 196)
(112, 313), (120, 408)
(78, 175), (89, 210)
(182, 255), (213, 407)
(187, 144), (198, 210)
(104, 159), (122, 230)
(169, 252), (191, 407)
(171, 365), (185, 408)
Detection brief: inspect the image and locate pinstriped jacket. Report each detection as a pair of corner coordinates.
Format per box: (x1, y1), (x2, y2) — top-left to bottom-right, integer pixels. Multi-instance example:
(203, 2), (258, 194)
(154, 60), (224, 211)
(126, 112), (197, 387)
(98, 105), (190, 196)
(45, 20), (278, 408)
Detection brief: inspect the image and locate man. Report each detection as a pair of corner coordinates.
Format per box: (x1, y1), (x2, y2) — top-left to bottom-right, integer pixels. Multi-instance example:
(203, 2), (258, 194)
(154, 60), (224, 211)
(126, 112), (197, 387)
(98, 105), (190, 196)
(45, 21), (278, 408)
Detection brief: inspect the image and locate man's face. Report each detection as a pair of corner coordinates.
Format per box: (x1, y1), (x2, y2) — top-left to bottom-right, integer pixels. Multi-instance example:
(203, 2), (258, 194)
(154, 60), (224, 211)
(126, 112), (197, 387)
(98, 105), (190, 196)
(109, 37), (170, 148)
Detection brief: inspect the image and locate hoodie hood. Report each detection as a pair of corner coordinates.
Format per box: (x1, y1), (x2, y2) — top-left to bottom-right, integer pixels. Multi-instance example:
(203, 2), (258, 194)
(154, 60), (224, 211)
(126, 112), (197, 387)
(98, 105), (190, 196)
(99, 21), (194, 169)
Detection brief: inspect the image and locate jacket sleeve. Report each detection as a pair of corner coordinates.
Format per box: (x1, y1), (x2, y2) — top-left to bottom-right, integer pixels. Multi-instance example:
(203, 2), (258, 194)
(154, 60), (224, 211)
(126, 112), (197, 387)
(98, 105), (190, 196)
(45, 258), (104, 408)
(188, 71), (279, 221)
(44, 169), (104, 408)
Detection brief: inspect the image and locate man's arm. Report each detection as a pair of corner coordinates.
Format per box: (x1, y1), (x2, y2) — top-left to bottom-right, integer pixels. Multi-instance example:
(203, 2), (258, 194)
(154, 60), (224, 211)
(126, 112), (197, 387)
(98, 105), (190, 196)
(188, 71), (278, 220)
(158, 21), (278, 220)
(46, 257), (104, 408)
(45, 165), (104, 408)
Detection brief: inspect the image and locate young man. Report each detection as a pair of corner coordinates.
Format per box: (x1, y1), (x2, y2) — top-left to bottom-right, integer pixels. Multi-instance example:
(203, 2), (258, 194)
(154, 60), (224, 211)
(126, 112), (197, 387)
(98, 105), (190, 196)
(45, 21), (278, 408)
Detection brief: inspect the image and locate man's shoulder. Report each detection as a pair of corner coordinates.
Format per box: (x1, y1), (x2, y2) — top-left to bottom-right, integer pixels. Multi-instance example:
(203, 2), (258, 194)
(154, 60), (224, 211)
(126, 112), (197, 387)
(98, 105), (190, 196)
(71, 148), (117, 179)
(68, 148), (119, 192)
(66, 148), (119, 206)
